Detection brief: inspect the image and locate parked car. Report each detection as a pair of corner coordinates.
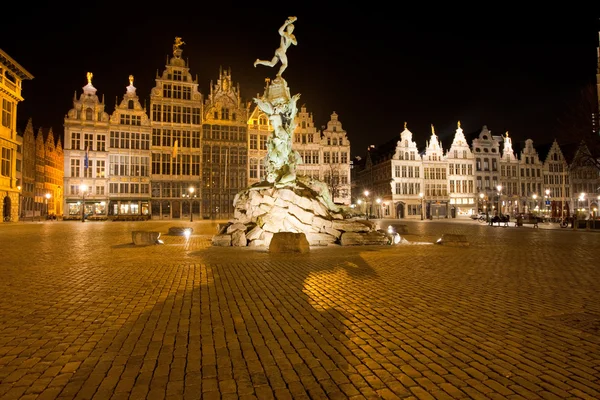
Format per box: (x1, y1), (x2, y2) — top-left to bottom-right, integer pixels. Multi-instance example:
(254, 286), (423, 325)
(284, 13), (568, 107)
(470, 212), (486, 220)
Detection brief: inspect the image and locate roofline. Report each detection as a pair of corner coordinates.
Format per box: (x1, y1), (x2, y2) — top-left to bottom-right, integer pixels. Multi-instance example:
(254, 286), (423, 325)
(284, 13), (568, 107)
(0, 48), (34, 80)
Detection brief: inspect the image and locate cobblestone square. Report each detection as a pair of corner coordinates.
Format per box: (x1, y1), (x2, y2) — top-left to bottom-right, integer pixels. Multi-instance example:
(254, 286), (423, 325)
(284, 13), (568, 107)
(0, 220), (598, 399)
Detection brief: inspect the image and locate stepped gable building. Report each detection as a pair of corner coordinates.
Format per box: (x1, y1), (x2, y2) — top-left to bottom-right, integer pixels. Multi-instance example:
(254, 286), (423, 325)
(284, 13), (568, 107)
(43, 127), (63, 217)
(1, 48), (33, 222)
(149, 37), (203, 220)
(423, 124), (449, 218)
(63, 72), (110, 219)
(19, 119), (36, 218)
(446, 121), (475, 217)
(320, 111), (351, 205)
(250, 103), (353, 206)
(201, 67), (249, 220)
(542, 139), (571, 218)
(107, 75), (151, 218)
(247, 87), (271, 186)
(293, 105), (320, 181)
(499, 132), (519, 216)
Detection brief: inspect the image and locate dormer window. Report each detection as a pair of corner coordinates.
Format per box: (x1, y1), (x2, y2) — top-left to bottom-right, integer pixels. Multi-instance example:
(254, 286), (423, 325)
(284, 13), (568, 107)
(85, 108), (93, 121)
(128, 100), (134, 110)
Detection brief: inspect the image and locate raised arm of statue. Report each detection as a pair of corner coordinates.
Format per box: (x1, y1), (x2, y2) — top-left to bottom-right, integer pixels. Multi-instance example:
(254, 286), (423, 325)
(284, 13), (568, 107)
(254, 16), (298, 78)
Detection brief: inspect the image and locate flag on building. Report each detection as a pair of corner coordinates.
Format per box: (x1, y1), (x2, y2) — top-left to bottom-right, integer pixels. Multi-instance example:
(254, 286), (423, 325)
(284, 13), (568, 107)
(172, 139), (179, 159)
(84, 145), (89, 169)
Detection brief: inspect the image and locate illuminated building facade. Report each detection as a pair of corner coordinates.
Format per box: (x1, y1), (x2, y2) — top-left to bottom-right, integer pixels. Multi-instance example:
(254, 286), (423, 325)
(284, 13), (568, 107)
(107, 76), (152, 219)
(201, 68), (249, 219)
(0, 48), (33, 222)
(63, 73), (110, 219)
(149, 41), (203, 220)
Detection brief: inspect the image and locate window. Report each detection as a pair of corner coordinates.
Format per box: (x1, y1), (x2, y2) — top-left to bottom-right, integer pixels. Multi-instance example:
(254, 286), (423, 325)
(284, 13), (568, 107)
(2, 99), (14, 128)
(70, 159), (80, 177)
(96, 160), (105, 178)
(97, 135), (106, 151)
(71, 132), (81, 150)
(1, 147), (11, 176)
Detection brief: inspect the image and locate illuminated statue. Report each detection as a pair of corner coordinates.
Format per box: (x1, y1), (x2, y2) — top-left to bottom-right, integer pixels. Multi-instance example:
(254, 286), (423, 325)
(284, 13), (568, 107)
(129, 75), (134, 86)
(86, 72), (93, 85)
(173, 37), (185, 52)
(254, 16), (297, 78)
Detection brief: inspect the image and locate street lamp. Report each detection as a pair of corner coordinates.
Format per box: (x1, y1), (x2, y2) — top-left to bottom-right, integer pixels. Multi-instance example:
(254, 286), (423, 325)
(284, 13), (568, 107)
(532, 194), (538, 215)
(80, 184), (88, 222)
(17, 185), (22, 220)
(545, 188), (550, 218)
(375, 198), (381, 219)
(45, 193), (51, 219)
(363, 190), (370, 220)
(419, 192), (424, 220)
(496, 185), (502, 217)
(188, 186), (195, 222)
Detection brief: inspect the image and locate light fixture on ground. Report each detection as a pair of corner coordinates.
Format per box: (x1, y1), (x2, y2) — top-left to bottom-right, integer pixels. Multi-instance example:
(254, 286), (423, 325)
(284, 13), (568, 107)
(419, 192), (424, 220)
(545, 188), (551, 217)
(532, 193), (538, 214)
(80, 184), (87, 222)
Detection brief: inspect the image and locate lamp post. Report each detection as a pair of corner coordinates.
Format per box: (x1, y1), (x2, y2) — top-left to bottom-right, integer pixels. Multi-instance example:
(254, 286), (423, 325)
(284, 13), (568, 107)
(532, 194), (538, 215)
(188, 186), (195, 222)
(80, 184), (87, 222)
(479, 192), (486, 221)
(375, 198), (381, 219)
(419, 192), (424, 220)
(496, 185), (502, 217)
(45, 193), (51, 219)
(545, 188), (550, 219)
(363, 190), (370, 220)
(17, 185), (22, 220)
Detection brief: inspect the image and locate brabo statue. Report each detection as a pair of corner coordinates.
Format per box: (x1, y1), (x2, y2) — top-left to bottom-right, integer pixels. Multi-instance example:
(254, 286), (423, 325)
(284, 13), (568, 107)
(254, 16), (297, 78)
(253, 17), (302, 186)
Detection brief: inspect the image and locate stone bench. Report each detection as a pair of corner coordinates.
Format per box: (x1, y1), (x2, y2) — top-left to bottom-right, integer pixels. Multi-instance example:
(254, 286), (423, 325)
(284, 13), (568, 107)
(132, 231), (161, 245)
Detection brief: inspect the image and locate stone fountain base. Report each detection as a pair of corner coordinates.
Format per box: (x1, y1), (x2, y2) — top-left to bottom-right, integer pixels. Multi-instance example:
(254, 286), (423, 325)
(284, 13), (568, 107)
(212, 179), (391, 247)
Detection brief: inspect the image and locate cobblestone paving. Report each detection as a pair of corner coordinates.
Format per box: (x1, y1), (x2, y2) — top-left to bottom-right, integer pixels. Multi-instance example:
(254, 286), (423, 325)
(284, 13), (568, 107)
(0, 219), (598, 399)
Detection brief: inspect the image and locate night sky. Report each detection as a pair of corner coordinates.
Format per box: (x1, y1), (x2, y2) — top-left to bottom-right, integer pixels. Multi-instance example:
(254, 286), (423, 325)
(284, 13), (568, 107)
(2, 5), (600, 158)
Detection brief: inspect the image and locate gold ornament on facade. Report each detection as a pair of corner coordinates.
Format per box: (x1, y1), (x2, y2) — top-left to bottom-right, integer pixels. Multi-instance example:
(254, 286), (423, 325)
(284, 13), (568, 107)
(87, 72), (93, 85)
(129, 75), (134, 86)
(174, 37), (185, 51)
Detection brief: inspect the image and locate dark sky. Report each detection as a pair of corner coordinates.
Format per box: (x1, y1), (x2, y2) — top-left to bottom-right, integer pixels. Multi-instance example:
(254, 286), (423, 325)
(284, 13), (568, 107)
(2, 5), (600, 158)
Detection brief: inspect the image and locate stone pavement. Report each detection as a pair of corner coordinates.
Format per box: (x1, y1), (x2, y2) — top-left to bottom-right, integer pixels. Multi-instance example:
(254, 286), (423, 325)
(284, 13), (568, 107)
(0, 219), (598, 400)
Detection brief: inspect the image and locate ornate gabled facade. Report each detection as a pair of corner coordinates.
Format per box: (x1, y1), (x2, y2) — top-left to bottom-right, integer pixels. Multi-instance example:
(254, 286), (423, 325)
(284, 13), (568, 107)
(390, 123), (422, 218)
(20, 118), (36, 218)
(472, 125), (501, 214)
(247, 94), (270, 186)
(293, 105), (320, 181)
(107, 76), (151, 218)
(63, 72), (110, 219)
(519, 139), (544, 213)
(201, 67), (249, 219)
(149, 39), (203, 220)
(499, 131), (520, 215)
(423, 124), (448, 218)
(1, 48), (33, 222)
(320, 112), (351, 205)
(44, 128), (63, 217)
(446, 121), (475, 217)
(569, 141), (600, 218)
(543, 139), (571, 218)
